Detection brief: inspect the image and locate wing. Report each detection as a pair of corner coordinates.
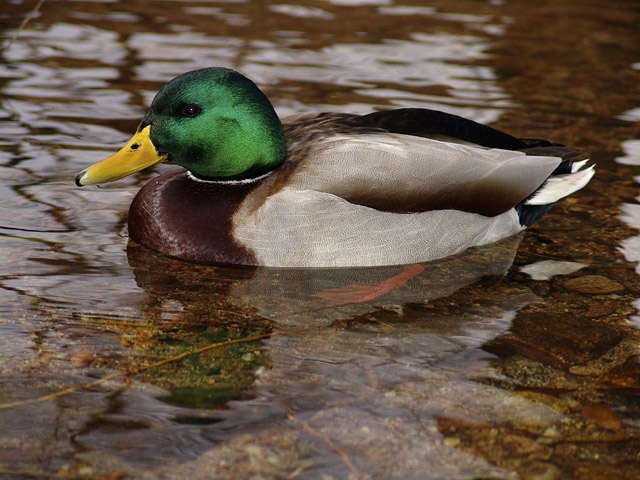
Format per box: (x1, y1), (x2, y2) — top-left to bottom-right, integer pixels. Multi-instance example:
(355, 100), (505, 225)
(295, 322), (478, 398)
(285, 132), (563, 217)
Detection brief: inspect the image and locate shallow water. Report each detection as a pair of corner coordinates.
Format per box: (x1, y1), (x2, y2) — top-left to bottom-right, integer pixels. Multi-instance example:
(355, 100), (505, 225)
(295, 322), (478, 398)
(1, 0), (640, 478)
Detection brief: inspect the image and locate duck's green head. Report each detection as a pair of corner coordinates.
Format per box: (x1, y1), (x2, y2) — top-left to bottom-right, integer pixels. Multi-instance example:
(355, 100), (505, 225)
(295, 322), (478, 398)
(76, 68), (286, 185)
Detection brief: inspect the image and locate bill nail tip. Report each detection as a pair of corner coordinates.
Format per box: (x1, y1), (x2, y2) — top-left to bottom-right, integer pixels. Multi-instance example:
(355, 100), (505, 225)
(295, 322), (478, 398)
(75, 171), (86, 187)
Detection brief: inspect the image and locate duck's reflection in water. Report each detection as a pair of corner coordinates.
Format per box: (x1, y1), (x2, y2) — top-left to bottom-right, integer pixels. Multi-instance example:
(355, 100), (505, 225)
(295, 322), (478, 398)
(110, 235), (562, 479)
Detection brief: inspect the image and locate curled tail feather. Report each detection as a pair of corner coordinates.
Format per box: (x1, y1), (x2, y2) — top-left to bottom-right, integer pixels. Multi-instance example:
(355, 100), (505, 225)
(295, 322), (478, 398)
(516, 160), (595, 227)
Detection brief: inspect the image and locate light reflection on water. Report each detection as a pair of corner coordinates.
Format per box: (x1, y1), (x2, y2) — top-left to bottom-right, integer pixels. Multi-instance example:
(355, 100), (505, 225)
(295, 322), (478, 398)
(1, 0), (640, 478)
(617, 139), (640, 274)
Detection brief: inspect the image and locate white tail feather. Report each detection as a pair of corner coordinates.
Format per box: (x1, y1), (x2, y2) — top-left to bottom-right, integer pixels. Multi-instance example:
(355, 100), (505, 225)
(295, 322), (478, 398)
(570, 159), (589, 172)
(526, 163), (595, 205)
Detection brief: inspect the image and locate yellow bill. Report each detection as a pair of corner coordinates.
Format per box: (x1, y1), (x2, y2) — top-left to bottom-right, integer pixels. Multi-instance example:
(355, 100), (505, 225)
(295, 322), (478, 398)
(75, 125), (167, 186)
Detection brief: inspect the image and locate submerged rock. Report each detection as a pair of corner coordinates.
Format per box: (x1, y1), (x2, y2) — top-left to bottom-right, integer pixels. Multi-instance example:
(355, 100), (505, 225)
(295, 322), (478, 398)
(562, 275), (624, 294)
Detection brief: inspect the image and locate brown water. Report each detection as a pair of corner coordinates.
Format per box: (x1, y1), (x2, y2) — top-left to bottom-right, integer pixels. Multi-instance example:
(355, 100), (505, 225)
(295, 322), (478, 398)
(1, 0), (640, 479)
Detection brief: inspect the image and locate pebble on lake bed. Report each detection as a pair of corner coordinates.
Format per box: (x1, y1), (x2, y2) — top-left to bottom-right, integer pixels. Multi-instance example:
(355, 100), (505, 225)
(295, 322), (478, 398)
(562, 275), (624, 294)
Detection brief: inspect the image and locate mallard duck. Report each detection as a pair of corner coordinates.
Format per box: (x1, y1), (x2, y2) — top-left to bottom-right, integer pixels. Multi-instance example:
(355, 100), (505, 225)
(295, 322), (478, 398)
(75, 67), (594, 268)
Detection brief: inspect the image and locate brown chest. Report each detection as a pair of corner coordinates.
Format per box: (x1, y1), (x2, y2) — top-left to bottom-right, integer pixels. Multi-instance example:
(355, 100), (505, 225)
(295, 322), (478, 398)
(127, 169), (259, 265)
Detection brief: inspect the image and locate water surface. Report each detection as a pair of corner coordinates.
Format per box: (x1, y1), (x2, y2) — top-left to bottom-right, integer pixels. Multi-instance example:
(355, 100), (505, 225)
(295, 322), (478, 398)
(1, 0), (640, 479)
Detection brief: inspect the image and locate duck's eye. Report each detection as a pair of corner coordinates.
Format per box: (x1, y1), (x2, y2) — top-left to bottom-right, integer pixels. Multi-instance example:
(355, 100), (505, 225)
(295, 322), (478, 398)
(182, 104), (202, 117)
